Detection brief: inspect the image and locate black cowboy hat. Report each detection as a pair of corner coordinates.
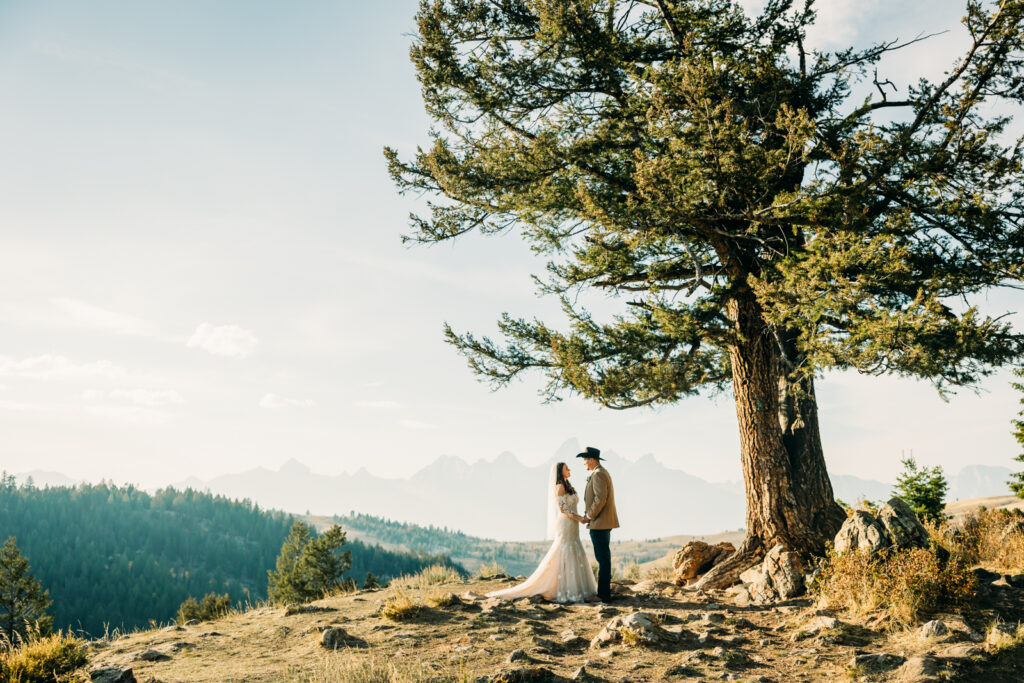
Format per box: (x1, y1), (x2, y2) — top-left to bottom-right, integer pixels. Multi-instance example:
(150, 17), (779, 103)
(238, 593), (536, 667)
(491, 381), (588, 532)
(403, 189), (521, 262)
(575, 446), (602, 460)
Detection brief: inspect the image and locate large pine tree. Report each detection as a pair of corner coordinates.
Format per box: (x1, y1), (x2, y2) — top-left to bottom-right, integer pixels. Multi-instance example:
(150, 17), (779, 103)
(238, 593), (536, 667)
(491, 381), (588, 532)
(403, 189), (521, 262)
(388, 0), (1024, 585)
(0, 537), (52, 644)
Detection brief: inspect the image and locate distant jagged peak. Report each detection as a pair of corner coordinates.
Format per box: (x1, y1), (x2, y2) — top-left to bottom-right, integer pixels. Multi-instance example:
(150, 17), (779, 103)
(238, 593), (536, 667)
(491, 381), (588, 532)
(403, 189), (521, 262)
(279, 458), (312, 476)
(491, 450), (520, 466)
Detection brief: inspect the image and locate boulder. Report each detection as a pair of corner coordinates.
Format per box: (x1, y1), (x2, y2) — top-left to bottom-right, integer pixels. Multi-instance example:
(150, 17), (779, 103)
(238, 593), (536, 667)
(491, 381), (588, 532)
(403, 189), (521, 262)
(745, 544), (805, 604)
(134, 649), (170, 662)
(834, 510), (890, 555)
(877, 498), (930, 550)
(483, 667), (560, 682)
(919, 620), (948, 639)
(590, 611), (668, 648)
(852, 653), (905, 671)
(899, 655), (941, 681)
(672, 541), (736, 585)
(90, 669), (136, 683)
(320, 626), (369, 649)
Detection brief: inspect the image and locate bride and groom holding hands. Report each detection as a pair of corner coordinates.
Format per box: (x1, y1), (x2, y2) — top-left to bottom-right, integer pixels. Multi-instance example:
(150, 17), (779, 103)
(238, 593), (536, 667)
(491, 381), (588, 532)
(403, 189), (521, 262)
(488, 446), (619, 604)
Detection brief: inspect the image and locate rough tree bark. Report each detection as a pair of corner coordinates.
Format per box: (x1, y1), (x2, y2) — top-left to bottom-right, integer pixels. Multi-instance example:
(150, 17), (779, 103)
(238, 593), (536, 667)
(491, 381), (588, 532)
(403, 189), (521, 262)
(694, 291), (845, 589)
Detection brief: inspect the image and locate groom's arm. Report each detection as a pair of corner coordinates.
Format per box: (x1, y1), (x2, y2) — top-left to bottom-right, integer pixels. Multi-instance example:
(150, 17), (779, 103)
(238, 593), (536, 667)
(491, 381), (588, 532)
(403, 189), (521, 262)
(588, 471), (609, 520)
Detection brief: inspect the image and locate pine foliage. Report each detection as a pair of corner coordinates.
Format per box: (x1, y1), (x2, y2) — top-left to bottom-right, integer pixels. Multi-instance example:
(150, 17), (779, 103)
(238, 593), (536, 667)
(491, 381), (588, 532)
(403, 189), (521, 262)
(1009, 368), (1024, 498)
(0, 537), (52, 645)
(893, 457), (949, 525)
(268, 522), (352, 604)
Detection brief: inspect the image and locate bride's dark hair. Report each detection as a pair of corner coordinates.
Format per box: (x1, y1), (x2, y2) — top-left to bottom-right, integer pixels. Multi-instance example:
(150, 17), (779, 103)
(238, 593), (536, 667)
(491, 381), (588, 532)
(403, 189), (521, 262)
(554, 461), (576, 496)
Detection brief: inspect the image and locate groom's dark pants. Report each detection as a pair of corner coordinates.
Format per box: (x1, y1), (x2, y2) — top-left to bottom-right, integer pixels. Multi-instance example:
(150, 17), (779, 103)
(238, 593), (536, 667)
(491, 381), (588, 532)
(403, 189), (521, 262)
(590, 529), (612, 600)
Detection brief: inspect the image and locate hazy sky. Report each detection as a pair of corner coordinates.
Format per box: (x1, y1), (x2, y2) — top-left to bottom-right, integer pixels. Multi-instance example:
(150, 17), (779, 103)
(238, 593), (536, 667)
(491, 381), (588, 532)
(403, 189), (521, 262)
(0, 0), (1021, 490)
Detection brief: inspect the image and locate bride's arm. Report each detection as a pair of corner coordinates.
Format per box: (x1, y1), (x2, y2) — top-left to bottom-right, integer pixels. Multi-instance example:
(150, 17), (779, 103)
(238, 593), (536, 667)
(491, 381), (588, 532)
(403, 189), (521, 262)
(555, 486), (584, 522)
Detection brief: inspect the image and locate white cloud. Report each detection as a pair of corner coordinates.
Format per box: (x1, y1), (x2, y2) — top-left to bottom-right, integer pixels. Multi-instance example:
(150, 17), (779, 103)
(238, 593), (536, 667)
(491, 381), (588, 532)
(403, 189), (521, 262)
(260, 393), (316, 409)
(354, 400), (401, 409)
(0, 354), (127, 381)
(187, 323), (258, 358)
(400, 419), (438, 430)
(83, 388), (184, 406)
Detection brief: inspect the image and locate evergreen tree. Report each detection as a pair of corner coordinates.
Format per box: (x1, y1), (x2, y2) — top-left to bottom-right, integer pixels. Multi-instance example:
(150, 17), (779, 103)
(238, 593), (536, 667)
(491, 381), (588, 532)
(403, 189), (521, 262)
(1010, 368), (1024, 498)
(297, 525), (352, 597)
(0, 537), (52, 644)
(387, 0), (1024, 586)
(267, 521), (315, 605)
(893, 457), (948, 525)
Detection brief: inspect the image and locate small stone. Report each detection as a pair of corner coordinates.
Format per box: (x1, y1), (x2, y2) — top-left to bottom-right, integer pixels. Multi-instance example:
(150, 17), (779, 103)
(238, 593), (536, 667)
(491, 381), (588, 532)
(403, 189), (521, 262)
(167, 641), (195, 652)
(940, 643), (982, 658)
(507, 649), (530, 664)
(162, 625), (185, 632)
(90, 668), (136, 683)
(489, 634), (507, 641)
(134, 649), (170, 662)
(852, 653), (905, 671)
(183, 619), (200, 626)
(712, 646), (726, 657)
(704, 612), (726, 624)
(198, 631), (223, 637)
(919, 620), (948, 639)
(461, 591), (481, 601)
(571, 665), (594, 681)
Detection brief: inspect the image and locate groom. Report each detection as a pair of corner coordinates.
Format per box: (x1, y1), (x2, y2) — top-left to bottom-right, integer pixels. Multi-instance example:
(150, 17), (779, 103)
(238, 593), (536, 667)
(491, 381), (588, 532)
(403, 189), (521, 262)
(578, 446), (618, 602)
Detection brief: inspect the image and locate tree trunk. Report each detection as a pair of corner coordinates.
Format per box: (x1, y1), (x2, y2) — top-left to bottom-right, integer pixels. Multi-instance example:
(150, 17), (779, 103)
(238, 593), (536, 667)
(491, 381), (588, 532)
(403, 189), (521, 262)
(695, 292), (844, 589)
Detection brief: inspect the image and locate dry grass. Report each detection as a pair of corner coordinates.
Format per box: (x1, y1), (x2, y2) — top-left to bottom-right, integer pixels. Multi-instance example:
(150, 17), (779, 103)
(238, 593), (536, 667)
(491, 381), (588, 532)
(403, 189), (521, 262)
(380, 590), (422, 621)
(644, 563), (674, 582)
(813, 547), (976, 630)
(0, 631), (88, 683)
(389, 564), (463, 589)
(426, 589), (459, 608)
(931, 507), (1024, 572)
(288, 653), (467, 682)
(475, 561), (506, 579)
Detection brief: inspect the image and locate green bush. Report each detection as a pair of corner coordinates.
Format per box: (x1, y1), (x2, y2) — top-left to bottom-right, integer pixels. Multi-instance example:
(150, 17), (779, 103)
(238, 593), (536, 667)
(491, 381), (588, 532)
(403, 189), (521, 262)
(0, 632), (87, 683)
(893, 457), (948, 525)
(176, 592), (232, 624)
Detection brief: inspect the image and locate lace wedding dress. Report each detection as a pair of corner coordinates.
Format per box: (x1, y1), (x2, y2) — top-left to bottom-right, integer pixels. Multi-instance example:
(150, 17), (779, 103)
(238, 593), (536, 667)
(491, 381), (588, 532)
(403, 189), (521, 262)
(486, 492), (597, 603)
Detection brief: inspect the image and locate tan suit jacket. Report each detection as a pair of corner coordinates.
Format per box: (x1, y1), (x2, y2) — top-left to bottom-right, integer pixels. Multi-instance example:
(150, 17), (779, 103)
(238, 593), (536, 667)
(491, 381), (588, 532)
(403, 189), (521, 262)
(584, 465), (619, 530)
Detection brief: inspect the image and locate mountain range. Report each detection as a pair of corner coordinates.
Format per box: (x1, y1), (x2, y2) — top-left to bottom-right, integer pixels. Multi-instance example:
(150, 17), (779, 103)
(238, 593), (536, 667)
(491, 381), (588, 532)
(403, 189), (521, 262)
(10, 440), (1013, 541)
(157, 438), (1013, 541)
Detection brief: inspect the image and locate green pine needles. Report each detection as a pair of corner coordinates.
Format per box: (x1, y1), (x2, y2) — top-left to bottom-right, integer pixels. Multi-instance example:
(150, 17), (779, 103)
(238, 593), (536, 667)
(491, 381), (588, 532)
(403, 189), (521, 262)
(1010, 368), (1024, 498)
(0, 537), (52, 646)
(267, 522), (353, 605)
(893, 457), (949, 525)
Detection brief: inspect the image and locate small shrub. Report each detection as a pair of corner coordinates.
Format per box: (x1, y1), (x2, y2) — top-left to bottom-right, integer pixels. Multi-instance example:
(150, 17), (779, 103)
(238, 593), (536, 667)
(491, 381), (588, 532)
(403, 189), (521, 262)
(363, 572), (381, 590)
(644, 564), (674, 582)
(620, 562), (642, 581)
(932, 507), (1024, 571)
(426, 590), (458, 608)
(813, 546), (976, 629)
(986, 620), (1024, 653)
(0, 632), (87, 683)
(475, 562), (506, 579)
(381, 590), (421, 621)
(390, 564), (462, 589)
(177, 592), (232, 624)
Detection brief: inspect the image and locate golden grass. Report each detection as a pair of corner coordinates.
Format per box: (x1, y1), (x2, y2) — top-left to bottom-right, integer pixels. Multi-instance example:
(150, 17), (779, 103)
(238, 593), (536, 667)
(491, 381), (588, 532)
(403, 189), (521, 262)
(0, 631), (88, 683)
(644, 564), (674, 582)
(426, 589), (458, 608)
(813, 547), (976, 630)
(380, 590), (422, 621)
(288, 653), (467, 682)
(474, 561), (506, 579)
(931, 507), (1024, 572)
(389, 564), (463, 590)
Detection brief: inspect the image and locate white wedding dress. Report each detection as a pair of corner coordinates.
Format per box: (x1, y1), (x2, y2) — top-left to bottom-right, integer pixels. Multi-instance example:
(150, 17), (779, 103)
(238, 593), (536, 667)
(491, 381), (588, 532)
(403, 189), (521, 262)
(487, 492), (597, 603)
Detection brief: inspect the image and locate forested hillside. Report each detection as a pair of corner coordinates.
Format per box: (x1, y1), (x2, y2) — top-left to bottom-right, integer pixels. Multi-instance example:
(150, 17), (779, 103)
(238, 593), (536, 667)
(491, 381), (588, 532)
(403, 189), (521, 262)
(0, 477), (461, 636)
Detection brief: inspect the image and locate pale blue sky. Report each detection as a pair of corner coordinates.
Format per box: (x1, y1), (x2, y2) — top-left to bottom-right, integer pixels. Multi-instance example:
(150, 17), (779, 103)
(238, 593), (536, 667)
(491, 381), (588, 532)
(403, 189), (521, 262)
(0, 0), (1020, 489)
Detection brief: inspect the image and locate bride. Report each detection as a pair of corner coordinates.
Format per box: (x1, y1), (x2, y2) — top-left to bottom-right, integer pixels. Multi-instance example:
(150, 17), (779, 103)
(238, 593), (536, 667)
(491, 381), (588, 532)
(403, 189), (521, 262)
(486, 462), (597, 603)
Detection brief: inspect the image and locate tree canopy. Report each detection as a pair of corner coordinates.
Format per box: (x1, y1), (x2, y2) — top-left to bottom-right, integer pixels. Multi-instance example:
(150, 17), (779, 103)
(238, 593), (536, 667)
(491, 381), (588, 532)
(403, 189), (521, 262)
(388, 0), (1024, 580)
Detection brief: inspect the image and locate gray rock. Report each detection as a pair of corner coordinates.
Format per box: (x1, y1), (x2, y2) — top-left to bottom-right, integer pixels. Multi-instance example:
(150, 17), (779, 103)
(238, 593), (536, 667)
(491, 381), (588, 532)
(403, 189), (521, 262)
(852, 653), (906, 671)
(834, 510), (890, 555)
(571, 665), (595, 681)
(877, 498), (930, 549)
(320, 626), (369, 649)
(90, 669), (136, 683)
(941, 643), (983, 658)
(747, 544), (806, 603)
(183, 619), (200, 626)
(919, 620), (948, 639)
(590, 611), (668, 648)
(899, 655), (941, 680)
(481, 667), (558, 683)
(664, 664), (701, 678)
(134, 649), (170, 662)
(167, 641), (196, 652)
(507, 649), (530, 663)
(704, 612), (726, 624)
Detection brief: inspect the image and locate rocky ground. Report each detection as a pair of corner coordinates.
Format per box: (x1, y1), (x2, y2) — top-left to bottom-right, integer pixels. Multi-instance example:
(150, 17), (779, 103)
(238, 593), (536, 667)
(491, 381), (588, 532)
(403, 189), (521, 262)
(81, 567), (1024, 683)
